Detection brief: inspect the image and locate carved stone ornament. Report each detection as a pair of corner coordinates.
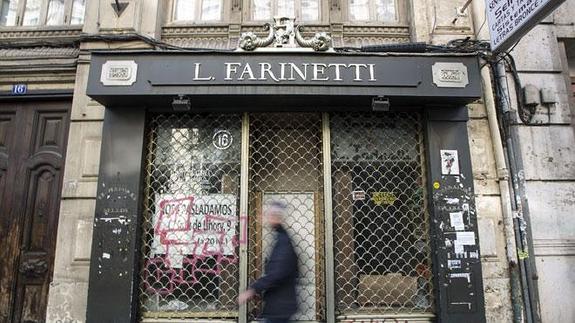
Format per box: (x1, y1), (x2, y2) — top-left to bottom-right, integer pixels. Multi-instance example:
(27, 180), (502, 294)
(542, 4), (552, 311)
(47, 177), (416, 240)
(239, 17), (332, 51)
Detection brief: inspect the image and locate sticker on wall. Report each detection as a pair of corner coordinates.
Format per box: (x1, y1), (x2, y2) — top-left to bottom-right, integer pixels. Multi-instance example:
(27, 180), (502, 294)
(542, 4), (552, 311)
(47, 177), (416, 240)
(371, 191), (397, 206)
(453, 242), (464, 254)
(213, 129), (233, 150)
(352, 190), (366, 201)
(447, 259), (461, 269)
(449, 212), (465, 230)
(456, 231), (476, 245)
(440, 149), (460, 175)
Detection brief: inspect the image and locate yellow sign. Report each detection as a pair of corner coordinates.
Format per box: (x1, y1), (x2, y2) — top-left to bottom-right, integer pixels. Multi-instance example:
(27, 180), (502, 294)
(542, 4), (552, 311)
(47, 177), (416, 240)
(371, 192), (397, 206)
(433, 181), (440, 189)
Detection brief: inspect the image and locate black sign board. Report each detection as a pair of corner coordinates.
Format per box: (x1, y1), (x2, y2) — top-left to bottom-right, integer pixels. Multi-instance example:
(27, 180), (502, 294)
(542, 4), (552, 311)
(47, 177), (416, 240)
(87, 51), (482, 109)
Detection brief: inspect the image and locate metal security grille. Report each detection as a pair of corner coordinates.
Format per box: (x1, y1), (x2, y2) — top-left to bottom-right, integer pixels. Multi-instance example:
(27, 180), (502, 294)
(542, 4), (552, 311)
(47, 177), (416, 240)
(139, 113), (242, 319)
(330, 112), (433, 315)
(247, 113), (325, 321)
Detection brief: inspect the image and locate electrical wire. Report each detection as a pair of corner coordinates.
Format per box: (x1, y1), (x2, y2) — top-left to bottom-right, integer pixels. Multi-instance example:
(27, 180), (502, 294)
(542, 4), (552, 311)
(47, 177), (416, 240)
(0, 32), (234, 52)
(0, 31), (535, 125)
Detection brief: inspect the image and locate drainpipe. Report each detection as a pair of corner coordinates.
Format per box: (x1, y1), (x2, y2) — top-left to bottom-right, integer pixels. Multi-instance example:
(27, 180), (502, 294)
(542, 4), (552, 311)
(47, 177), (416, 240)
(469, 1), (526, 321)
(495, 60), (540, 323)
(482, 64), (525, 323)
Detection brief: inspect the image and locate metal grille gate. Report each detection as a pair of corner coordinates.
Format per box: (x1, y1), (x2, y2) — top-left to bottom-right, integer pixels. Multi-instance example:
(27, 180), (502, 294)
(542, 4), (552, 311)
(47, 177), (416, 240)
(139, 112), (432, 321)
(247, 113), (325, 321)
(331, 113), (433, 315)
(140, 113), (242, 319)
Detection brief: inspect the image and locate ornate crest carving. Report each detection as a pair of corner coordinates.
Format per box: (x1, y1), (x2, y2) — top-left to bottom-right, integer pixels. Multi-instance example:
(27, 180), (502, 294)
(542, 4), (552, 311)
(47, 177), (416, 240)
(239, 17), (332, 51)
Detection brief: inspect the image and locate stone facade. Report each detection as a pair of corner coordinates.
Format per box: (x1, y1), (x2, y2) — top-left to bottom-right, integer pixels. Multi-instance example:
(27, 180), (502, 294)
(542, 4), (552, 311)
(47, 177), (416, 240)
(0, 0), (573, 322)
(508, 2), (575, 322)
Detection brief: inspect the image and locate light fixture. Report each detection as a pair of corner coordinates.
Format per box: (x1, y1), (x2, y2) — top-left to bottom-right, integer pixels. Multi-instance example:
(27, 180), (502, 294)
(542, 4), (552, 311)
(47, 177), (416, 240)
(172, 95), (191, 111)
(372, 96), (390, 112)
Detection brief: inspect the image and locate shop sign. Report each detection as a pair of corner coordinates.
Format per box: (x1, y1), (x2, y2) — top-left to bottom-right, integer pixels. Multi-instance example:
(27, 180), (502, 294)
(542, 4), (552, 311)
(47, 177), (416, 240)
(88, 53), (483, 104)
(371, 192), (397, 206)
(487, 0), (567, 52)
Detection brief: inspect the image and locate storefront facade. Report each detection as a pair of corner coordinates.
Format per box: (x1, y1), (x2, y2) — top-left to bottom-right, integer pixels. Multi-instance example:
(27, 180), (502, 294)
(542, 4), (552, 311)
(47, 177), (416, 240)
(12, 0), (575, 322)
(82, 51), (486, 322)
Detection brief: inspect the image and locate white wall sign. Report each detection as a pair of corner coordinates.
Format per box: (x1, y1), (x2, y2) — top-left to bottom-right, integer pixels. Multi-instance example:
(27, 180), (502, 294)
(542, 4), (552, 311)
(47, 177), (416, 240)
(487, 0), (567, 52)
(432, 63), (469, 88)
(100, 60), (138, 86)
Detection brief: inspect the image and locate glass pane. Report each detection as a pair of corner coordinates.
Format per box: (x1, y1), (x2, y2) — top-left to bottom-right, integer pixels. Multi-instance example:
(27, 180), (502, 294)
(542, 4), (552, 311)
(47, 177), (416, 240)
(201, 0), (221, 21)
(46, 0), (65, 25)
(0, 0), (19, 26)
(301, 0), (319, 21)
(70, 0), (86, 24)
(252, 0), (271, 20)
(376, 0), (395, 21)
(22, 0), (41, 26)
(276, 0), (294, 17)
(175, 0), (196, 21)
(349, 0), (369, 21)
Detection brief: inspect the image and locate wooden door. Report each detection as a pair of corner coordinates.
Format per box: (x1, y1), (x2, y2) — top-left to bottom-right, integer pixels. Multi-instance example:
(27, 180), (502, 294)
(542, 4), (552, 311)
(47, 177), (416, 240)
(0, 101), (70, 323)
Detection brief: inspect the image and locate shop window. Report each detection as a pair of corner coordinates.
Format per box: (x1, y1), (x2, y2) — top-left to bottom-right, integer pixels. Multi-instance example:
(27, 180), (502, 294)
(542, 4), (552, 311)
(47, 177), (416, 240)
(139, 114), (242, 318)
(250, 0), (321, 22)
(0, 0), (85, 26)
(172, 0), (223, 22)
(330, 112), (433, 314)
(139, 112), (431, 320)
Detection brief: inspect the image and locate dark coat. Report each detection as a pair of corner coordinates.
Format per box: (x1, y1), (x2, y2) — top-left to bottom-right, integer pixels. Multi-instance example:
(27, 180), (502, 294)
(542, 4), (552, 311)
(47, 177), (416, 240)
(250, 225), (299, 319)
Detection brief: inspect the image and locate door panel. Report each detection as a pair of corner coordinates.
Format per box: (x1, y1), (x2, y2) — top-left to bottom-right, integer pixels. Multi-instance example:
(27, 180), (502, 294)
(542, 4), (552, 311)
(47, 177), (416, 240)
(0, 102), (70, 323)
(247, 113), (325, 321)
(262, 192), (318, 321)
(0, 108), (18, 322)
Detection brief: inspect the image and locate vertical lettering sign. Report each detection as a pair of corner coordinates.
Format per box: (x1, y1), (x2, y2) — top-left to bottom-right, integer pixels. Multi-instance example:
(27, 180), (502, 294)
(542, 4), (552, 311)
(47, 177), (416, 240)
(487, 0), (567, 52)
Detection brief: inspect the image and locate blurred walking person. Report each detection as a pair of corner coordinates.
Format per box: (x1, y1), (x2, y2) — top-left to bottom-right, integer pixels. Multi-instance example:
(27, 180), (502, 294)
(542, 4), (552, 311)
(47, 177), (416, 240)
(238, 201), (299, 323)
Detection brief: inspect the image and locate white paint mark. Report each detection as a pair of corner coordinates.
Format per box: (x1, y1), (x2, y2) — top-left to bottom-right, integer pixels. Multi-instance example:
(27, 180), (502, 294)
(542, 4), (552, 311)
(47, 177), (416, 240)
(450, 272), (471, 283)
(102, 252), (111, 259)
(450, 302), (472, 310)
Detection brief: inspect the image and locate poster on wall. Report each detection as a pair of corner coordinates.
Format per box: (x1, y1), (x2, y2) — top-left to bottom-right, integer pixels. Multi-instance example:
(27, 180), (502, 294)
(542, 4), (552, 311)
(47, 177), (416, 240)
(440, 150), (460, 175)
(151, 194), (237, 267)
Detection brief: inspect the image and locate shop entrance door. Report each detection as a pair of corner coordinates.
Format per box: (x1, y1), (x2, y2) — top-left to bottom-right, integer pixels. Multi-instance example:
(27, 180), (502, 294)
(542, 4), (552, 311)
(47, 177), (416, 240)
(248, 113), (325, 321)
(0, 101), (70, 322)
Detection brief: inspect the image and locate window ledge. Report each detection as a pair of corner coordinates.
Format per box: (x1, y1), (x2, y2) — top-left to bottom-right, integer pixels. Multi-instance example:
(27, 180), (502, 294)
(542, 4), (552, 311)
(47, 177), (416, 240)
(164, 22), (231, 28)
(0, 25), (83, 41)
